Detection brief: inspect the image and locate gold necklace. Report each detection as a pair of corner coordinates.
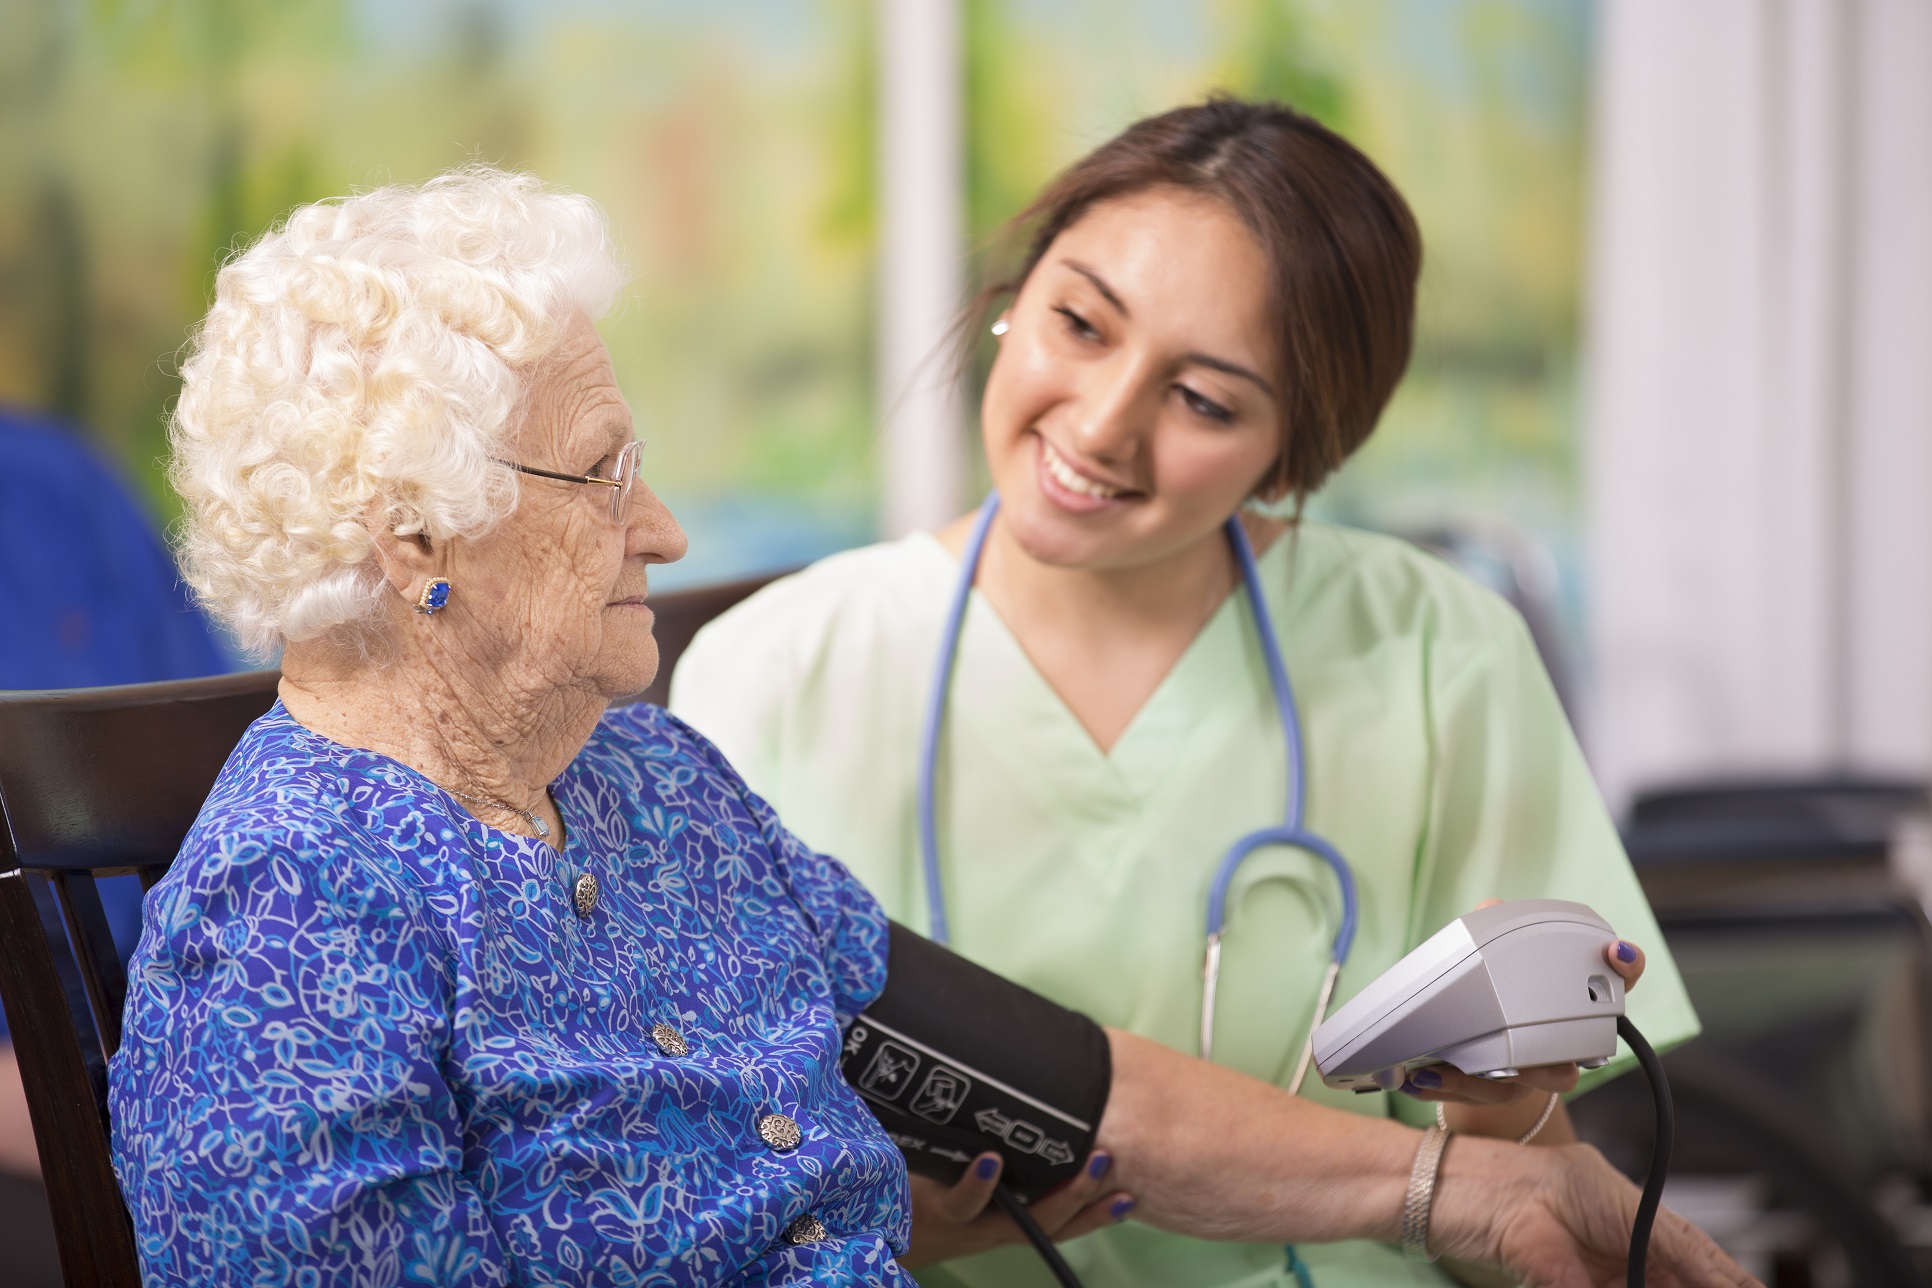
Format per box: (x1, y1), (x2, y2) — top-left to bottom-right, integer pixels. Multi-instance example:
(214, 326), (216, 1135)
(443, 786), (551, 840)
(439, 784), (595, 917)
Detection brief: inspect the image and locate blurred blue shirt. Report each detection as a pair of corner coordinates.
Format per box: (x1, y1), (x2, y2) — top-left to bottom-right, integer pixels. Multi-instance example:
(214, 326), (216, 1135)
(0, 407), (232, 1039)
(0, 407), (229, 689)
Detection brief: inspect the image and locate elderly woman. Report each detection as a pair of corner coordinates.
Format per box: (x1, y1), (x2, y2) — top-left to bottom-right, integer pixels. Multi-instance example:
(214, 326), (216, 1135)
(108, 169), (1750, 1287)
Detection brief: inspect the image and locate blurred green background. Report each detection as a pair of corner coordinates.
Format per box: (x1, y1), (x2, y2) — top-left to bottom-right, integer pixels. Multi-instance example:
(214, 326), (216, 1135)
(0, 0), (1588, 593)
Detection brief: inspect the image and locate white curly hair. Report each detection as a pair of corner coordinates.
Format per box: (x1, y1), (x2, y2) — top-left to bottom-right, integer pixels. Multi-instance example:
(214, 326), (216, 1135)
(168, 166), (627, 657)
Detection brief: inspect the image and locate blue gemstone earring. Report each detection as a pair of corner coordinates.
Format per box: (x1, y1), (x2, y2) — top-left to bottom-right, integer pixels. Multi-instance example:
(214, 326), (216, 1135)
(416, 577), (452, 615)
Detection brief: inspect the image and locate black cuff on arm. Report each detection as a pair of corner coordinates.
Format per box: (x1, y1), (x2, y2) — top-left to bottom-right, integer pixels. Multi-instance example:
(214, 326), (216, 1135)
(842, 921), (1112, 1200)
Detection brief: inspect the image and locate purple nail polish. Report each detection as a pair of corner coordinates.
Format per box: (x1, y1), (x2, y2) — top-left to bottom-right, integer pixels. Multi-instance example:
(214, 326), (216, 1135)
(1616, 941), (1637, 964)
(1088, 1152), (1112, 1180)
(975, 1155), (998, 1181)
(1110, 1197), (1136, 1222)
(1411, 1068), (1442, 1089)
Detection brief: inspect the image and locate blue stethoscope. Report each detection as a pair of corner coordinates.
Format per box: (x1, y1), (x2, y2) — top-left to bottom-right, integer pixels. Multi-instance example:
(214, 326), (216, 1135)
(917, 493), (1360, 1093)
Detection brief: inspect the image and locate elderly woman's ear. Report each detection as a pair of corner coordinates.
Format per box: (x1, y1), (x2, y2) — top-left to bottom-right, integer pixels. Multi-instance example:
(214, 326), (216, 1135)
(365, 513), (450, 617)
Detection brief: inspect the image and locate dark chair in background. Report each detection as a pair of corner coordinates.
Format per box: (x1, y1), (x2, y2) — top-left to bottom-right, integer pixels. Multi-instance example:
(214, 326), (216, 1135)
(0, 670), (279, 1288)
(0, 571), (781, 1287)
(627, 569), (785, 707)
(1569, 777), (1932, 1286)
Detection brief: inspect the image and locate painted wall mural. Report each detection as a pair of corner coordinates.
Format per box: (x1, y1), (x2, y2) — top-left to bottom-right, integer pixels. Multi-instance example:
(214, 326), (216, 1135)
(0, 0), (1588, 601)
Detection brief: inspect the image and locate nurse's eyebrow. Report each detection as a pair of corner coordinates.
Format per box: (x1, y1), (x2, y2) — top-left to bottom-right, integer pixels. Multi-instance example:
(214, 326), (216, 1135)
(1060, 257), (1276, 399)
(1186, 352), (1276, 399)
(1059, 260), (1130, 316)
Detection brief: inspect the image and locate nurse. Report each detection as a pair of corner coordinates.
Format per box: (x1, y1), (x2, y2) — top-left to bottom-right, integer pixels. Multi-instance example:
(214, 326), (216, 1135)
(672, 98), (1699, 1285)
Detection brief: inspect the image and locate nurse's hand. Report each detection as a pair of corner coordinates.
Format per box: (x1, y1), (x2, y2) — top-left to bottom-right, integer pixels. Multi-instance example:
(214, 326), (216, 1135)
(1400, 927), (1648, 1129)
(898, 1150), (1134, 1269)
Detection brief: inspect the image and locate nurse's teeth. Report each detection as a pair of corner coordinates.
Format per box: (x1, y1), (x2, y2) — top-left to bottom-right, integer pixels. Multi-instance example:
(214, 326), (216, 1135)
(1043, 441), (1123, 498)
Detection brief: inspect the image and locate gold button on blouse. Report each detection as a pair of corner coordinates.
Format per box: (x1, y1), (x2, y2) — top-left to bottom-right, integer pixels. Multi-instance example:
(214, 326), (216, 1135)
(783, 1213), (827, 1245)
(572, 871), (598, 917)
(650, 1024), (688, 1057)
(757, 1112), (802, 1153)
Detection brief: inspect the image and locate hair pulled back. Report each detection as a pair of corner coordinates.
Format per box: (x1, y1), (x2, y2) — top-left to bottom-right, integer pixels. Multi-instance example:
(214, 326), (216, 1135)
(973, 96), (1421, 499)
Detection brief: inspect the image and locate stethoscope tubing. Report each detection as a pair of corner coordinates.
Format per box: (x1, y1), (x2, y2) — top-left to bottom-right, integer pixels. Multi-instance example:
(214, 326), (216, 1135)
(1208, 519), (1359, 957)
(917, 493), (1357, 1082)
(917, 496), (1001, 945)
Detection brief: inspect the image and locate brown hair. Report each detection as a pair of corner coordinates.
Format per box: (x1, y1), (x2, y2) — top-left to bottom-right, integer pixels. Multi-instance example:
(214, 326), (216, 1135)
(969, 96), (1421, 500)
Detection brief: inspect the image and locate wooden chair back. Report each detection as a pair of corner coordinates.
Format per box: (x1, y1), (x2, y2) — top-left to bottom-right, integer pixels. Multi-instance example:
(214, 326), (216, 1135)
(0, 669), (281, 1288)
(628, 569), (787, 706)
(0, 568), (787, 1286)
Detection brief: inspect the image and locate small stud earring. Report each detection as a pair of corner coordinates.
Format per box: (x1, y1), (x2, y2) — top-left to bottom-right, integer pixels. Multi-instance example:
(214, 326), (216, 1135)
(990, 319), (1009, 337)
(416, 577), (452, 615)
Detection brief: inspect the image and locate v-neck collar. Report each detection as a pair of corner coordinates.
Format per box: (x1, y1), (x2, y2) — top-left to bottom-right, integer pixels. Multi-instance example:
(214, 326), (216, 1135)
(911, 530), (1296, 804)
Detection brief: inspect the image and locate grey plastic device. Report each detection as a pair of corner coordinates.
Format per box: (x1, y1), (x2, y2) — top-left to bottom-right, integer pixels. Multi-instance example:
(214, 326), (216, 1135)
(1312, 899), (1625, 1092)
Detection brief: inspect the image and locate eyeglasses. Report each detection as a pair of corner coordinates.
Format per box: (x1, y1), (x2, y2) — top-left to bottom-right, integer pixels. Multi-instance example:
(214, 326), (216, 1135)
(495, 440), (643, 523)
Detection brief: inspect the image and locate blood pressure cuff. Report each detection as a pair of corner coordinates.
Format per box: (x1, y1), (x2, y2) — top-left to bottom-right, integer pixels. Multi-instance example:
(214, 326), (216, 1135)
(843, 921), (1111, 1200)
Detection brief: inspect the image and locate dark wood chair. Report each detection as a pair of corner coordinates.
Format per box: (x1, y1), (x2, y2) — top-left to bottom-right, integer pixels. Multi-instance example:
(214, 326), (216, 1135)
(0, 569), (786, 1287)
(628, 570), (788, 707)
(0, 669), (282, 1287)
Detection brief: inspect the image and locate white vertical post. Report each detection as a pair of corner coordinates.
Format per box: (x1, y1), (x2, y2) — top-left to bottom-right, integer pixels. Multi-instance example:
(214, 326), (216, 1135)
(1584, 0), (1932, 811)
(1584, 0), (1811, 810)
(1845, 0), (1932, 767)
(877, 0), (967, 537)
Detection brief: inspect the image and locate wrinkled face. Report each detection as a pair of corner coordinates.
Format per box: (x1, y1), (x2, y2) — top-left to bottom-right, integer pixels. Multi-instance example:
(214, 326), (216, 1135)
(980, 186), (1283, 571)
(448, 311), (687, 699)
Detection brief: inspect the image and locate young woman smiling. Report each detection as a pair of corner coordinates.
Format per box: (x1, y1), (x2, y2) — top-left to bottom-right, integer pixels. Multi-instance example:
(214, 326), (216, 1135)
(673, 100), (1702, 1287)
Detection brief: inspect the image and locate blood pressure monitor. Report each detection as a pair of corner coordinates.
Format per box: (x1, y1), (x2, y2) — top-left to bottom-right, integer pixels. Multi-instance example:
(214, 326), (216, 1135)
(1312, 899), (1626, 1091)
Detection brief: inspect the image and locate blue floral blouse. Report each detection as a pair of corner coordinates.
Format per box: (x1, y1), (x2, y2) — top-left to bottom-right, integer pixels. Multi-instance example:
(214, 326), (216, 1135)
(109, 701), (913, 1286)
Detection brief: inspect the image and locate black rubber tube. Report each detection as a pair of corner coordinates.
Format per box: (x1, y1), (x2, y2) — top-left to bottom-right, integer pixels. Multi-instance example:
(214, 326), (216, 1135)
(1617, 1015), (1674, 1288)
(990, 1182), (1085, 1288)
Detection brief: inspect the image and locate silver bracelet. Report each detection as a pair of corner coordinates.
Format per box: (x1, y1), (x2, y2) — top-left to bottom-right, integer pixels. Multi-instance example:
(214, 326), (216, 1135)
(1516, 1091), (1560, 1145)
(1434, 1090), (1560, 1145)
(1400, 1124), (1451, 1260)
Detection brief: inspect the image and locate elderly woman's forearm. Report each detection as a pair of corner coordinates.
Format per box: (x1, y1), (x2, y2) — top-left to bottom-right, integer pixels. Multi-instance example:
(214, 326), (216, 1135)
(1093, 1027), (1427, 1243)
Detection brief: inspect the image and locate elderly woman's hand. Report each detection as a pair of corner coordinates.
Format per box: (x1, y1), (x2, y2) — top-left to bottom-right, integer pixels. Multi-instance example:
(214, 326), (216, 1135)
(900, 1150), (1132, 1269)
(1095, 1027), (1756, 1285)
(1432, 1137), (1757, 1288)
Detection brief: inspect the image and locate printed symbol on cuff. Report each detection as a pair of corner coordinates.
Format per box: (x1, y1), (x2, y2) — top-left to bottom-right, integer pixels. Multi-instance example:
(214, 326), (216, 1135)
(888, 1130), (976, 1168)
(858, 1041), (922, 1101)
(973, 1107), (1075, 1167)
(908, 1066), (972, 1125)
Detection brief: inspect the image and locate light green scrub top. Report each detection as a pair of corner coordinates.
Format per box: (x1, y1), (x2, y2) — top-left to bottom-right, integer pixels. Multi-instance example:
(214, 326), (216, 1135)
(670, 521), (1698, 1288)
